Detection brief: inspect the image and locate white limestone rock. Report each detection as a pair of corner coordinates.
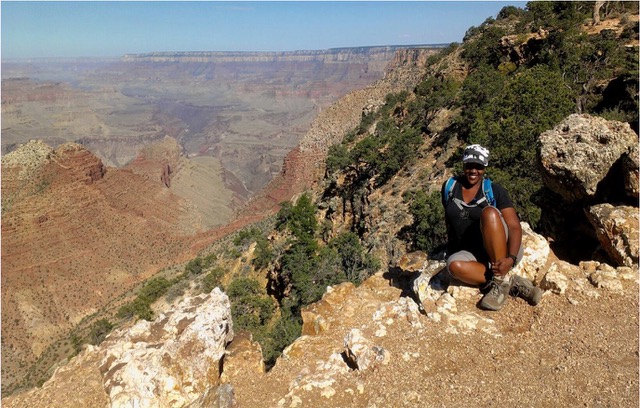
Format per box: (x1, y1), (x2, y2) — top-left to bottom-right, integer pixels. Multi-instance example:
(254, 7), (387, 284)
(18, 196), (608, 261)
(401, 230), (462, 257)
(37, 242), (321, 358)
(513, 222), (551, 283)
(99, 289), (234, 408)
(343, 329), (390, 371)
(586, 204), (639, 268)
(540, 267), (569, 295)
(589, 270), (624, 292)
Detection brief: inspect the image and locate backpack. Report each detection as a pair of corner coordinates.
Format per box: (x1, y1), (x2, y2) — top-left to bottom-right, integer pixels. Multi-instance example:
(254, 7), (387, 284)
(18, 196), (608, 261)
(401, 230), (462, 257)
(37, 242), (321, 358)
(443, 176), (496, 207)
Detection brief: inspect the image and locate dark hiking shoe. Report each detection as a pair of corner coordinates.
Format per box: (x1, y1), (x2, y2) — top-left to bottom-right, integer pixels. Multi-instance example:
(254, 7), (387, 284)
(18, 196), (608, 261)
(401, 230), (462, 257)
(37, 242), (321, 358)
(510, 275), (543, 306)
(478, 279), (510, 311)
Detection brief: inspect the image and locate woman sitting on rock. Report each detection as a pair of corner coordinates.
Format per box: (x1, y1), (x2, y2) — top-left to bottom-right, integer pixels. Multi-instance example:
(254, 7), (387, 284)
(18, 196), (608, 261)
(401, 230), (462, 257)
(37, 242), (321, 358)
(442, 144), (542, 311)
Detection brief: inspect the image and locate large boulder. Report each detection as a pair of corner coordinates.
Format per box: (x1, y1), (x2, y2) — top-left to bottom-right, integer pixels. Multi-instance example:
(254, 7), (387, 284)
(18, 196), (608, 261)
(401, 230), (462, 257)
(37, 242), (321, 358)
(538, 114), (637, 202)
(585, 204), (639, 267)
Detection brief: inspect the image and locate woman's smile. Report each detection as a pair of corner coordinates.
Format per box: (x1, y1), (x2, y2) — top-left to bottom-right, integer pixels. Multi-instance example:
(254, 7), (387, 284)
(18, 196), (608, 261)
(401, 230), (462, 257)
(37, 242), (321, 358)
(463, 162), (485, 185)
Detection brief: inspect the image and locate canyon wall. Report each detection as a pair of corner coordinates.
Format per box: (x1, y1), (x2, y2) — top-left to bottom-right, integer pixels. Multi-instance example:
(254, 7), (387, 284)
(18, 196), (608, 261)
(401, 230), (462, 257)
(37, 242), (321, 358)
(1, 45), (441, 394)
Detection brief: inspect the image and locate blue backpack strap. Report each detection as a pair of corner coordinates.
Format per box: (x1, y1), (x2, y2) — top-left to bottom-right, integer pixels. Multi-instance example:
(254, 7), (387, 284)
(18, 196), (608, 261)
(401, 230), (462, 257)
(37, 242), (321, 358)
(443, 176), (457, 206)
(482, 178), (496, 207)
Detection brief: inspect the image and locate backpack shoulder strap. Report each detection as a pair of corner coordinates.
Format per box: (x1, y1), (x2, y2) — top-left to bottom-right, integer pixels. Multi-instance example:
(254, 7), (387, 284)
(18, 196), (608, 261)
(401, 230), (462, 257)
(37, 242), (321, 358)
(443, 176), (457, 205)
(482, 178), (496, 207)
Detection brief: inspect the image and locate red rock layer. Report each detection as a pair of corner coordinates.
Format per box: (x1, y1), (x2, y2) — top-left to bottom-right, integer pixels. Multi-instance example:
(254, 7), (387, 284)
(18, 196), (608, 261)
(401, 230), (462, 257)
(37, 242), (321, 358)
(1, 142), (199, 389)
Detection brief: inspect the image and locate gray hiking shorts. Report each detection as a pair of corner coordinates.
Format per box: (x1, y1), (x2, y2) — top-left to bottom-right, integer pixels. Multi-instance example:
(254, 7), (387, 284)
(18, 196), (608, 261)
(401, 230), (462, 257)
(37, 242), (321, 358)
(446, 207), (523, 275)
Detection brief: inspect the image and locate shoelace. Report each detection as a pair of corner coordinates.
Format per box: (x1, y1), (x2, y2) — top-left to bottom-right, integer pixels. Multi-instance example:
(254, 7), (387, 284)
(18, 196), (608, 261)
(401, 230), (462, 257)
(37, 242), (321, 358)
(489, 281), (502, 296)
(512, 280), (531, 297)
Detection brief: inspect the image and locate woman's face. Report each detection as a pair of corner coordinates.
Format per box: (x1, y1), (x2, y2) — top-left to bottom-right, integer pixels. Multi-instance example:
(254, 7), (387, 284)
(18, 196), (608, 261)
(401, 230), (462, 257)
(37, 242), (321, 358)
(463, 162), (485, 186)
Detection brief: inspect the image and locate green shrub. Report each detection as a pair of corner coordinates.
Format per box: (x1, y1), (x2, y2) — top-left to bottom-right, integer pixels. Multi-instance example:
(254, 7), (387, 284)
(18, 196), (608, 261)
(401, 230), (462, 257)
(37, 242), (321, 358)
(227, 277), (263, 298)
(328, 231), (379, 284)
(326, 144), (352, 174)
(185, 258), (203, 275)
(137, 277), (171, 304)
(276, 193), (318, 245)
(402, 189), (448, 253)
(202, 253), (217, 268)
(233, 227), (263, 248)
(280, 241), (323, 305)
(88, 318), (113, 345)
(70, 334), (83, 355)
(117, 277), (171, 321)
(253, 235), (274, 270)
(227, 277), (275, 331)
(202, 267), (225, 293)
(263, 309), (301, 367)
(465, 65), (575, 227)
(461, 24), (507, 67)
(409, 76), (461, 129)
(497, 5), (524, 20)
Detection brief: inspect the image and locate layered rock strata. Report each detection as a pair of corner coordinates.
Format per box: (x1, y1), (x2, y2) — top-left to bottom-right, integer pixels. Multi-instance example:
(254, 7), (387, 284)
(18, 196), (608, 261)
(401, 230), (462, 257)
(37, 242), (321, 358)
(1, 140), (202, 393)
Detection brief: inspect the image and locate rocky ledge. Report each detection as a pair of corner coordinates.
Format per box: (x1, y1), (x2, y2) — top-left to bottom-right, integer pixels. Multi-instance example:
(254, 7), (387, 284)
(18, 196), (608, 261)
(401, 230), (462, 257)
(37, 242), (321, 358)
(3, 220), (637, 407)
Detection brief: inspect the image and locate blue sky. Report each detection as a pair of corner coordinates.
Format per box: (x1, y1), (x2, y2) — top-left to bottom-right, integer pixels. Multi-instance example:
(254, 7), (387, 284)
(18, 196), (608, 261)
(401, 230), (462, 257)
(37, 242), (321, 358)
(2, 1), (527, 59)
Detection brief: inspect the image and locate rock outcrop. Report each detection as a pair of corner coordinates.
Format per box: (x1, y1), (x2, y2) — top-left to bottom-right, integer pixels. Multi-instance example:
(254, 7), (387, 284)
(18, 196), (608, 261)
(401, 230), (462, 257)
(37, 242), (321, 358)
(3, 289), (234, 408)
(498, 29), (548, 66)
(536, 114), (639, 265)
(1, 140), (204, 394)
(586, 204), (639, 267)
(233, 248), (637, 407)
(538, 113), (638, 203)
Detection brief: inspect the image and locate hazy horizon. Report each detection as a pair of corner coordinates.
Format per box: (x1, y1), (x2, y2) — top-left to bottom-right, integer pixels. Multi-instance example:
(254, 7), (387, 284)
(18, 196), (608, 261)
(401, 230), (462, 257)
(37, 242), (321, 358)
(0, 43), (451, 62)
(2, 1), (526, 60)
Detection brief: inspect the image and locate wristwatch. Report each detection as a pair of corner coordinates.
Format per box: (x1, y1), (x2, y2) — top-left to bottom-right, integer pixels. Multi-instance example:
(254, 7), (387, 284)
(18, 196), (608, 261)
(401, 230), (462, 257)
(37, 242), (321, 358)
(508, 254), (518, 266)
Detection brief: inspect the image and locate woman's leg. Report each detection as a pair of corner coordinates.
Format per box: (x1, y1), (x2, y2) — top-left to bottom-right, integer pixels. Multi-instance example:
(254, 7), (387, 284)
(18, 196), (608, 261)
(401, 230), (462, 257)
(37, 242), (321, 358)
(447, 251), (489, 286)
(480, 207), (507, 263)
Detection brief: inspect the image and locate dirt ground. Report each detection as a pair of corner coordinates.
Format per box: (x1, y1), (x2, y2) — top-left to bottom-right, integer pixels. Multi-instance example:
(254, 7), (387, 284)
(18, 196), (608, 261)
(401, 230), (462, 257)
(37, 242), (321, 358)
(231, 272), (639, 408)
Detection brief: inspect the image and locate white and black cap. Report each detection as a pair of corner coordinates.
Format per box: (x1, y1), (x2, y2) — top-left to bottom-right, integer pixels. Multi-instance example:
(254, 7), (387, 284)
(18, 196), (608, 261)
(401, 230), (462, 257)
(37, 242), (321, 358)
(462, 144), (489, 167)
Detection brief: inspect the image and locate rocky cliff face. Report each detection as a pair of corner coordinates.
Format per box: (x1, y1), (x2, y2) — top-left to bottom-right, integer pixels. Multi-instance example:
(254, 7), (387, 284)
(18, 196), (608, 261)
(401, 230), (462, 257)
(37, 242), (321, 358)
(1, 139), (212, 394)
(237, 47), (440, 220)
(122, 47), (433, 65)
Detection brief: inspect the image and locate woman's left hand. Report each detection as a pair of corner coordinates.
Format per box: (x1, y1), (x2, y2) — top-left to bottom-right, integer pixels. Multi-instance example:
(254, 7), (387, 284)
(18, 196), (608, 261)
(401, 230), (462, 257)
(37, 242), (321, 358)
(491, 257), (514, 276)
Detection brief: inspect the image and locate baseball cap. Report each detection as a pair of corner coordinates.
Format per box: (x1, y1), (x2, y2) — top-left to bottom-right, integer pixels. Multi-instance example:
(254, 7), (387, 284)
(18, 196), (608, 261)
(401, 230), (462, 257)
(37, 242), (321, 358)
(462, 144), (489, 167)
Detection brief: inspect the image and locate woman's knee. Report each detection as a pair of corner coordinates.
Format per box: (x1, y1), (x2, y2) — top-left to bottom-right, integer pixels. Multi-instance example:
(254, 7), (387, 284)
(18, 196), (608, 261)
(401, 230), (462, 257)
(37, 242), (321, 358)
(447, 260), (489, 285)
(447, 261), (461, 279)
(480, 206), (501, 224)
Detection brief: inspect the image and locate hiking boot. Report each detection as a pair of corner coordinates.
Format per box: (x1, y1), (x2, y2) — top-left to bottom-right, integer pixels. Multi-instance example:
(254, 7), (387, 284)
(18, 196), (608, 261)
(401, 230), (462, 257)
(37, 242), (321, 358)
(478, 278), (510, 311)
(510, 275), (543, 306)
